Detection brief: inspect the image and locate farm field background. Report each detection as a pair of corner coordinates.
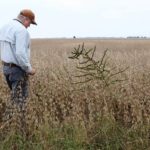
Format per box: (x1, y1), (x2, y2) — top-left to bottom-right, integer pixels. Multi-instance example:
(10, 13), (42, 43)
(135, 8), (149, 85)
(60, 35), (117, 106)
(0, 38), (150, 149)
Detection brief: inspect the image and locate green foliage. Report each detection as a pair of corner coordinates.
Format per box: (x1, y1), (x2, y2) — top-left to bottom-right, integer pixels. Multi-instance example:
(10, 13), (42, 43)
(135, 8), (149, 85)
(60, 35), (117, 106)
(69, 43), (128, 87)
(85, 118), (150, 150)
(0, 120), (149, 150)
(0, 131), (43, 150)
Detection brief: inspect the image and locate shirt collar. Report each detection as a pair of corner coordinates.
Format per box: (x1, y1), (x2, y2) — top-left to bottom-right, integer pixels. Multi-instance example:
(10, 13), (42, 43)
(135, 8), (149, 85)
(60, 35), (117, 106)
(13, 18), (24, 26)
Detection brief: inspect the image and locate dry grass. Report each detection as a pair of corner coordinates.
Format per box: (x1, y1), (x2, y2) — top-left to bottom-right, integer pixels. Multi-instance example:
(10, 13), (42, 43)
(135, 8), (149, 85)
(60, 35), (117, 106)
(0, 38), (150, 149)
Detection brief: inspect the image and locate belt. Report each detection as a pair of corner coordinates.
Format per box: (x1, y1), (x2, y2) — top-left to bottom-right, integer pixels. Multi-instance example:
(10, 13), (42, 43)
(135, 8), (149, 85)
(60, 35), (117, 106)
(2, 61), (18, 67)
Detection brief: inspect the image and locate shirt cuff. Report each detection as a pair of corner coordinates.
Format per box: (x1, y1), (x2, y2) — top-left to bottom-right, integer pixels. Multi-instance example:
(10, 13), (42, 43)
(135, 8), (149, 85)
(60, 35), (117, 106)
(20, 65), (32, 73)
(26, 65), (32, 73)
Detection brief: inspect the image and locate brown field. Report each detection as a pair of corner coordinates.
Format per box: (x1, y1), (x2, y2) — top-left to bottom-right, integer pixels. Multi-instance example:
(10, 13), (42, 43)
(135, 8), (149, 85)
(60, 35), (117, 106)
(0, 38), (150, 149)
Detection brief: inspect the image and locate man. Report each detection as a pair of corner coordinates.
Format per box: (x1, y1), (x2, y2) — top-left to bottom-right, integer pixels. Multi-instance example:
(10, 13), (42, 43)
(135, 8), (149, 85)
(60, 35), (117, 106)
(0, 9), (36, 108)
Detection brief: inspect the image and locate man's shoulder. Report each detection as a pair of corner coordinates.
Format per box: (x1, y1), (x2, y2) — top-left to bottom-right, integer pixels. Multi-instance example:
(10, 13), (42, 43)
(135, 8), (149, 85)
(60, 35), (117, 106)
(0, 20), (26, 32)
(12, 19), (26, 31)
(0, 20), (29, 43)
(10, 20), (29, 36)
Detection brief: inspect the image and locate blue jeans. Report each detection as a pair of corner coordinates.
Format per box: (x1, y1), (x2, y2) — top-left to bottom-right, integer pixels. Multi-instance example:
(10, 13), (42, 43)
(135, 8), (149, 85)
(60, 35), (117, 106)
(3, 65), (29, 104)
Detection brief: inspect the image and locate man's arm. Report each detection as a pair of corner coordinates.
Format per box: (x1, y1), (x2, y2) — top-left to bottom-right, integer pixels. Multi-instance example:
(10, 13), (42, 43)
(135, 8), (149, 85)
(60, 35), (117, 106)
(15, 29), (35, 75)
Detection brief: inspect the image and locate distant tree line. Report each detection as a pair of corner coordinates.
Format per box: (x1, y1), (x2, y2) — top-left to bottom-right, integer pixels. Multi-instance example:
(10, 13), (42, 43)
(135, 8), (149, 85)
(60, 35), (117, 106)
(127, 36), (147, 39)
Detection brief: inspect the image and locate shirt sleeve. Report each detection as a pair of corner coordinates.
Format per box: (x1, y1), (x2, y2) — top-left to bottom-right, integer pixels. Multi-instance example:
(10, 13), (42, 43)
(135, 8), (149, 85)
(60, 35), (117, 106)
(15, 29), (32, 73)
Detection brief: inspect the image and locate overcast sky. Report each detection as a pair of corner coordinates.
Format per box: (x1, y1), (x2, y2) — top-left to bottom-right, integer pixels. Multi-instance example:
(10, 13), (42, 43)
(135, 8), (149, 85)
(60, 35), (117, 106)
(0, 0), (150, 38)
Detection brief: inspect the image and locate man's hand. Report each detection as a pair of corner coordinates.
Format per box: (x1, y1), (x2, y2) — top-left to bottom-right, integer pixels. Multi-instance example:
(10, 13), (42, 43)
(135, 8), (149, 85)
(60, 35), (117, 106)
(28, 68), (36, 75)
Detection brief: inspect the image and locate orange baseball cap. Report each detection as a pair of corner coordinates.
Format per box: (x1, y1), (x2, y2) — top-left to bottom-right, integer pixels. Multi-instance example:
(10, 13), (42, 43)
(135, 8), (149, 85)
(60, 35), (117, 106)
(20, 9), (37, 25)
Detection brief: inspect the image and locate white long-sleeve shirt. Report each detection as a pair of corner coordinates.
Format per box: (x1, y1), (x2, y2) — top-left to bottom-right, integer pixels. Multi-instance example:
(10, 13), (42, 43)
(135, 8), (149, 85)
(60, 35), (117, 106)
(0, 19), (32, 72)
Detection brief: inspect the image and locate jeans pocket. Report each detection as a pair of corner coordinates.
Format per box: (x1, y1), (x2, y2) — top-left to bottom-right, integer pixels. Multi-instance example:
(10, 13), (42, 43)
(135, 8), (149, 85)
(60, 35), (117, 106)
(9, 67), (25, 82)
(3, 66), (11, 75)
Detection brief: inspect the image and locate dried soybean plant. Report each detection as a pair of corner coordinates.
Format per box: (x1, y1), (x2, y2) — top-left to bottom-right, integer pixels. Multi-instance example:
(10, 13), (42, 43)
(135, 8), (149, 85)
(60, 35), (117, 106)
(69, 43), (128, 87)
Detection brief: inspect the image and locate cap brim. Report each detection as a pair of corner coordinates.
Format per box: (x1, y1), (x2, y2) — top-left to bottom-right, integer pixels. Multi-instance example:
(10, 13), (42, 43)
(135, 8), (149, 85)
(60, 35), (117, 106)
(31, 20), (37, 25)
